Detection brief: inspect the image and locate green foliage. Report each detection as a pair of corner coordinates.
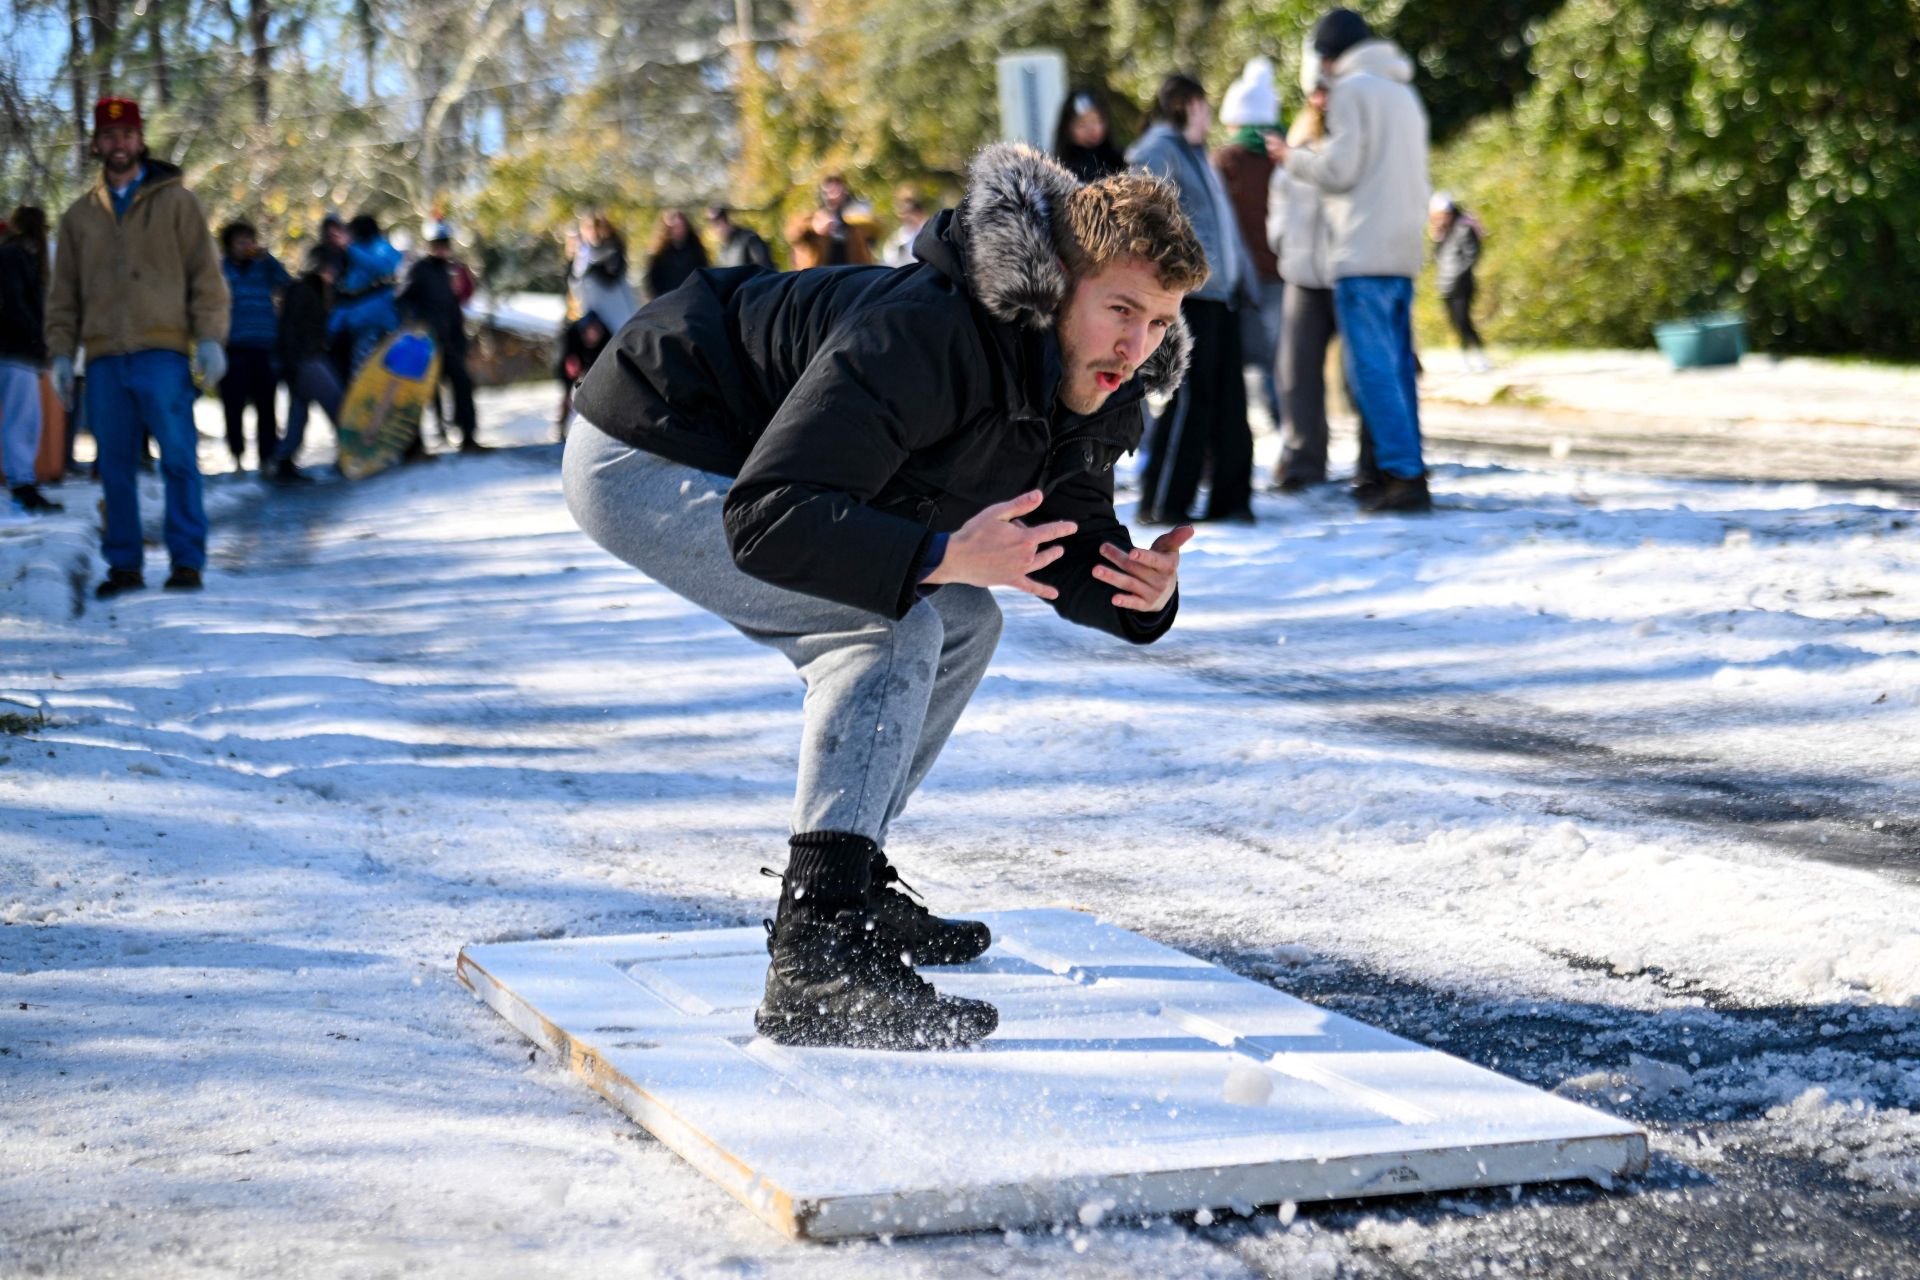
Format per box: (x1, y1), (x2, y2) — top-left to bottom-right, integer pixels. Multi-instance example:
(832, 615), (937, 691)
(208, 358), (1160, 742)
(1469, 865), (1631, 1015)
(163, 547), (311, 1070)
(1421, 114), (1729, 350)
(1389, 0), (1565, 141)
(1493, 0), (1920, 355)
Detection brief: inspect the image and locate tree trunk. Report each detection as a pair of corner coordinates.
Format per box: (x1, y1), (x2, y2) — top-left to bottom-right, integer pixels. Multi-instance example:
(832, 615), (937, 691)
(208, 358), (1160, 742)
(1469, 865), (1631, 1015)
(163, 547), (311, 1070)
(86, 0), (118, 99)
(67, 0), (89, 165)
(414, 0), (520, 219)
(249, 0), (271, 125)
(150, 4), (171, 106)
(355, 0), (376, 100)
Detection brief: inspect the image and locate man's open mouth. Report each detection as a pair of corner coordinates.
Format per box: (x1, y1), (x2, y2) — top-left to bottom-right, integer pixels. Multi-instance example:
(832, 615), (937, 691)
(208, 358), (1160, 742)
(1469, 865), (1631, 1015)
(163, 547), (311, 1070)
(1094, 371), (1125, 391)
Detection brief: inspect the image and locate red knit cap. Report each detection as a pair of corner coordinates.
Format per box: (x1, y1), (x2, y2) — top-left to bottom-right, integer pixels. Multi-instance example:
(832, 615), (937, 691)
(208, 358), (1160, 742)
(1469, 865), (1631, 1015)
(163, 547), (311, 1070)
(93, 98), (143, 134)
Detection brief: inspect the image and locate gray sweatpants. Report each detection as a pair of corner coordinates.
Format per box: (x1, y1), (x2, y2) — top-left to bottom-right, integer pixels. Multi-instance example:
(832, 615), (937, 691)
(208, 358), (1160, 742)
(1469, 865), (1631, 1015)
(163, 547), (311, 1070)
(562, 419), (1003, 844)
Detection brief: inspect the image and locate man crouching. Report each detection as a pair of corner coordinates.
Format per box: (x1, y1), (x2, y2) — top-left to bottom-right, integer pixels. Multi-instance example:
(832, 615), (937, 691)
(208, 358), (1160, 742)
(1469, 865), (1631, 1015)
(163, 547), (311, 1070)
(563, 144), (1208, 1050)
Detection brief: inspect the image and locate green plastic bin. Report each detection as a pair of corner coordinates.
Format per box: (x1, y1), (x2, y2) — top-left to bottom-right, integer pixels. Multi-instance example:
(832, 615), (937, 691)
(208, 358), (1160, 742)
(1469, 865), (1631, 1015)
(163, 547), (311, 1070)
(1652, 313), (1747, 370)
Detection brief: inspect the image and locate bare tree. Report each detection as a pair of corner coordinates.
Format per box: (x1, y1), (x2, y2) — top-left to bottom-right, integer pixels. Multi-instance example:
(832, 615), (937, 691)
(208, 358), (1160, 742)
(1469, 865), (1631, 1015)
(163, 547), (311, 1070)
(66, 0), (88, 160)
(148, 1), (171, 106)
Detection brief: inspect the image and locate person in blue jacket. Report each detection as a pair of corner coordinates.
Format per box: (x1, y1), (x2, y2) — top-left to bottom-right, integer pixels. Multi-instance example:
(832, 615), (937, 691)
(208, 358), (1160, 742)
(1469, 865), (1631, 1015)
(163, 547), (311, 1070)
(218, 221), (292, 472)
(330, 214), (401, 376)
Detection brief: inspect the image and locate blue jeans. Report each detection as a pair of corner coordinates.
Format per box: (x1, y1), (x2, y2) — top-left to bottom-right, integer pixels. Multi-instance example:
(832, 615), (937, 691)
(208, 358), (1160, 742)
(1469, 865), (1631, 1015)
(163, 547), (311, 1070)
(280, 357), (344, 464)
(0, 359), (42, 487)
(1241, 278), (1285, 429)
(1333, 276), (1424, 479)
(89, 350), (207, 572)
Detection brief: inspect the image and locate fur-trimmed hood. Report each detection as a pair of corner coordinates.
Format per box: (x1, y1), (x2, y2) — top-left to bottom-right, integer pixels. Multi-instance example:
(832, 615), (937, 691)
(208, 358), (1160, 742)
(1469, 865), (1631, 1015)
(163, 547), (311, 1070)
(920, 142), (1191, 399)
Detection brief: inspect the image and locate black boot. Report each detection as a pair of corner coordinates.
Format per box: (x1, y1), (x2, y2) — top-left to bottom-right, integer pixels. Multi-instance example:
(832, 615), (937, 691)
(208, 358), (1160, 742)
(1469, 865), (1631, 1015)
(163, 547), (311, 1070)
(95, 568), (145, 599)
(867, 849), (991, 966)
(1270, 471), (1325, 495)
(754, 832), (997, 1050)
(11, 484), (64, 514)
(1357, 472), (1432, 514)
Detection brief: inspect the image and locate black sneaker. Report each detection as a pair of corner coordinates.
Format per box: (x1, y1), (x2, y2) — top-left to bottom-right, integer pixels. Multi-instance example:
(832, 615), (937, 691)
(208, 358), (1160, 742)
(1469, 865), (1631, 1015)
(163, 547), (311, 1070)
(271, 460), (316, 486)
(95, 568), (145, 599)
(1358, 473), (1433, 514)
(754, 901), (998, 1051)
(866, 853), (991, 966)
(163, 565), (203, 591)
(10, 484), (64, 514)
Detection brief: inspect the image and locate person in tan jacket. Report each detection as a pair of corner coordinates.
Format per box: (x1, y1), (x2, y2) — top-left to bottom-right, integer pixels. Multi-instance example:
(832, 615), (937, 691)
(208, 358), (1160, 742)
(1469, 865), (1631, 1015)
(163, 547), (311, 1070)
(783, 174), (877, 269)
(47, 97), (230, 598)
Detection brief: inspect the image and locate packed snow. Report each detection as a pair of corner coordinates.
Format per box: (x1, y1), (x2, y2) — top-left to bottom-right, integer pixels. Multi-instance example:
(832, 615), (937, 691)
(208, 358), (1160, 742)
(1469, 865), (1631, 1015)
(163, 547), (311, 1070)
(3, 385), (1916, 1277)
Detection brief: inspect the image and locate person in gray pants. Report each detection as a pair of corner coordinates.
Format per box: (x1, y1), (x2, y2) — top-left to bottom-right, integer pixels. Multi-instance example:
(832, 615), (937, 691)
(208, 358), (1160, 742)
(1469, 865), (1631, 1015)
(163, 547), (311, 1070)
(563, 144), (1208, 1051)
(1267, 69), (1383, 493)
(564, 437), (1006, 851)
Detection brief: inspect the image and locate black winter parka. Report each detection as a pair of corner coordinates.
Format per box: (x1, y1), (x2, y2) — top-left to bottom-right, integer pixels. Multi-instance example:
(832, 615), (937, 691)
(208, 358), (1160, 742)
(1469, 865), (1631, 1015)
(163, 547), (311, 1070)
(276, 272), (332, 367)
(571, 144), (1194, 643)
(397, 255), (468, 358)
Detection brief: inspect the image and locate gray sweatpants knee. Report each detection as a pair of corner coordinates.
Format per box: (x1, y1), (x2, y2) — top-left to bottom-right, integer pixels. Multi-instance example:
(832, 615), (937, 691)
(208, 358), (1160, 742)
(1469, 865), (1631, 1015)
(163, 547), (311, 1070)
(563, 418), (1002, 844)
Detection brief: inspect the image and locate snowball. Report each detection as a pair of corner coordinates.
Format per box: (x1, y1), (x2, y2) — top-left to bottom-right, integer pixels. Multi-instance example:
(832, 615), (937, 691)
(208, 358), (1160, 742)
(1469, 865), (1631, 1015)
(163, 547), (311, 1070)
(1222, 1065), (1274, 1107)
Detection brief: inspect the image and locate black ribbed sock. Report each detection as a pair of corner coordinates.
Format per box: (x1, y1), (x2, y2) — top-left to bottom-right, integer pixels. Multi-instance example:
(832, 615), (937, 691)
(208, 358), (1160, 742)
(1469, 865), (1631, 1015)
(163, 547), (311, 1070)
(782, 831), (879, 911)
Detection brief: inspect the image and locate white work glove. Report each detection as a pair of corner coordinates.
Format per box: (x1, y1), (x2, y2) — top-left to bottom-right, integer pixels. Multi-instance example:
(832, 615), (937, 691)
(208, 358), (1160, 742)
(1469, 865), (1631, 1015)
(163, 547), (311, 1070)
(51, 356), (75, 408)
(195, 340), (228, 389)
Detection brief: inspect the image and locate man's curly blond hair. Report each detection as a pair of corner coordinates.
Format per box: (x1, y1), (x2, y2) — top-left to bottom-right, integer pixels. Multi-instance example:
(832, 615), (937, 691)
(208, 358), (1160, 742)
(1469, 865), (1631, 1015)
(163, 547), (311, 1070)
(1060, 171), (1210, 294)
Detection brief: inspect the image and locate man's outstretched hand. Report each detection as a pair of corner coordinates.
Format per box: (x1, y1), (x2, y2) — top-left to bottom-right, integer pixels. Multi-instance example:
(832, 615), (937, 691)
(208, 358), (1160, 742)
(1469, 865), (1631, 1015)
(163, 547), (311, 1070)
(1095, 524), (1194, 612)
(924, 490), (1077, 600)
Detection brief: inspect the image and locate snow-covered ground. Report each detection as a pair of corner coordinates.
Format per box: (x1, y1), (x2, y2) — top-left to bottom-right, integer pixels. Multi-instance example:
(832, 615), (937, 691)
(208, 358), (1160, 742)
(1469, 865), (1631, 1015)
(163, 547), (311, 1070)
(3, 386), (1917, 1278)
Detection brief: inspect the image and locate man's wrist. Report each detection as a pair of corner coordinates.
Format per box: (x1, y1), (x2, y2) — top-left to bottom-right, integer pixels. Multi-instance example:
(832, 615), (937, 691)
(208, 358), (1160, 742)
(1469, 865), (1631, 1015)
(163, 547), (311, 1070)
(915, 532), (952, 594)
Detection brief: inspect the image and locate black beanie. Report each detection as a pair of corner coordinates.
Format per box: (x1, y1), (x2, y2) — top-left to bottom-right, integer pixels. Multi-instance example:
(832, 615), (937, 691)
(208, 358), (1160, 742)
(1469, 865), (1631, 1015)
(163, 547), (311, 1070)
(1312, 8), (1372, 61)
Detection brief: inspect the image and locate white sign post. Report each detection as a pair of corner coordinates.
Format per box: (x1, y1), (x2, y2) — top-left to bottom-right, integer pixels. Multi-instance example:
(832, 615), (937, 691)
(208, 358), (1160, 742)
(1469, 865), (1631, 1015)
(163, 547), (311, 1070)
(996, 50), (1068, 149)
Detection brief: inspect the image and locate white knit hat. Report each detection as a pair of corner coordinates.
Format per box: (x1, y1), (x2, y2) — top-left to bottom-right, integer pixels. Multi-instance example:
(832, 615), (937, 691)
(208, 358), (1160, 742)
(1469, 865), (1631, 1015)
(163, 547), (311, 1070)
(1220, 56), (1280, 126)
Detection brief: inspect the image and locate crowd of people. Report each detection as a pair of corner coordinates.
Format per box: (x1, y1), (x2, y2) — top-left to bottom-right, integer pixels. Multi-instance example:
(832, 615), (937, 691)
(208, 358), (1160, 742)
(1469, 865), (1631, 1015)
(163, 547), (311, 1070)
(546, 20), (1485, 519)
(0, 95), (499, 597)
(0, 6), (1488, 598)
(1057, 9), (1485, 517)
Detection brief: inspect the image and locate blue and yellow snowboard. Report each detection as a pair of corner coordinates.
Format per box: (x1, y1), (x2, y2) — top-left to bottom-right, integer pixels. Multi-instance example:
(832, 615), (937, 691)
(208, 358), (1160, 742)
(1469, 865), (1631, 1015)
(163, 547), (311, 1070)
(338, 330), (440, 480)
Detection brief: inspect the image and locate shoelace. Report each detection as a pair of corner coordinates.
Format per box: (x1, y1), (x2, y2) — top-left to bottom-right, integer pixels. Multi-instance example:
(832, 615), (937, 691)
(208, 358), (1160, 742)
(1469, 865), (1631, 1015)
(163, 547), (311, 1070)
(760, 864), (940, 989)
(870, 862), (932, 917)
(762, 861), (930, 914)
